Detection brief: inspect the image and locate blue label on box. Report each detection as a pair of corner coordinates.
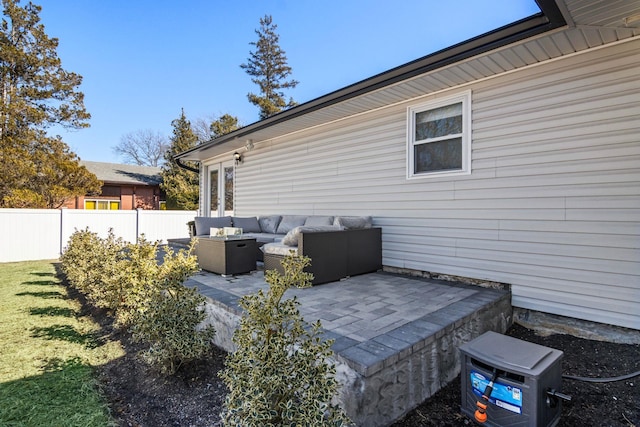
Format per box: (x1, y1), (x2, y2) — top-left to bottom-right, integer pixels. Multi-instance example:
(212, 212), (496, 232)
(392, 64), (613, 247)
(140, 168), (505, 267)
(470, 370), (522, 415)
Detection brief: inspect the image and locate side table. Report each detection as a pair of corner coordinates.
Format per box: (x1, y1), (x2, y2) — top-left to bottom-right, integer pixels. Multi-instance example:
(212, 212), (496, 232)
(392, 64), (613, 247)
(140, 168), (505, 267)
(195, 236), (257, 276)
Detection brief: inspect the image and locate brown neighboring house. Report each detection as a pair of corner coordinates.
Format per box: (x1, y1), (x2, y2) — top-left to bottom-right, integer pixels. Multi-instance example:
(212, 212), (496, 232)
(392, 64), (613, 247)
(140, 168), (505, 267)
(63, 161), (165, 210)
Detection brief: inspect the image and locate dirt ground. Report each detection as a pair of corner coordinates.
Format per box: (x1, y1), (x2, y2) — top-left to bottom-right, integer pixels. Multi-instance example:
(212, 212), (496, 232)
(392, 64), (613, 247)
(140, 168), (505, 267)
(88, 295), (639, 427)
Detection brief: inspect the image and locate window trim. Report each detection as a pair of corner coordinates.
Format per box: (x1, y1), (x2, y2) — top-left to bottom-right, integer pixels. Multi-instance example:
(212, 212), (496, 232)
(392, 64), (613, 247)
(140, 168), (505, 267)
(407, 90), (471, 179)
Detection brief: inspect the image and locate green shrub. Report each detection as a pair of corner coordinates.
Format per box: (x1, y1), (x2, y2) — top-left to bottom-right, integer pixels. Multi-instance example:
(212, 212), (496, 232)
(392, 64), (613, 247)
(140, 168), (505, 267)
(63, 232), (213, 375)
(61, 229), (127, 311)
(220, 254), (350, 426)
(89, 231), (127, 311)
(110, 236), (163, 327)
(61, 229), (126, 306)
(130, 242), (213, 374)
(131, 285), (214, 374)
(60, 228), (102, 296)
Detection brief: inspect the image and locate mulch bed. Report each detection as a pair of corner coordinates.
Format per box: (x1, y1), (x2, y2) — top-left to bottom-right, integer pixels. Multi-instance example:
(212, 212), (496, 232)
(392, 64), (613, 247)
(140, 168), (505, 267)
(85, 292), (638, 427)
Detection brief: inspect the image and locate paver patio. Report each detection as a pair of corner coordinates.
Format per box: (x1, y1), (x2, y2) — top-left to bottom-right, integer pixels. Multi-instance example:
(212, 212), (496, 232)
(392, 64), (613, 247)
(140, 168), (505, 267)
(184, 266), (512, 426)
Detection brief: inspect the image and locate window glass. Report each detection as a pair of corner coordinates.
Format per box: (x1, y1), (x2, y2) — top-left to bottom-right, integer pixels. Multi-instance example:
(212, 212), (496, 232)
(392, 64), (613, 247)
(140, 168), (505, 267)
(415, 103), (462, 141)
(224, 166), (234, 212)
(85, 200), (96, 210)
(415, 138), (462, 173)
(210, 169), (219, 212)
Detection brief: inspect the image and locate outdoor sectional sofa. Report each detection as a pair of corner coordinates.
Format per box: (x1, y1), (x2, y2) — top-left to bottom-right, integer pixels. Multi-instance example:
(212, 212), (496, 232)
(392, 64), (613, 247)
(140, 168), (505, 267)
(191, 215), (382, 285)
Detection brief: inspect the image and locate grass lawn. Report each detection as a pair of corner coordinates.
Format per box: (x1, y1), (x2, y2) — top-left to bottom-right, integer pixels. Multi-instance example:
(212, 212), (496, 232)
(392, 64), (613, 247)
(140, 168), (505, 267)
(0, 260), (125, 427)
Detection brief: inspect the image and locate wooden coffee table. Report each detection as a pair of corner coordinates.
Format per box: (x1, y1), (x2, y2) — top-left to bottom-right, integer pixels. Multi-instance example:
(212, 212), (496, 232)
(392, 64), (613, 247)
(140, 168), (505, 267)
(195, 236), (257, 276)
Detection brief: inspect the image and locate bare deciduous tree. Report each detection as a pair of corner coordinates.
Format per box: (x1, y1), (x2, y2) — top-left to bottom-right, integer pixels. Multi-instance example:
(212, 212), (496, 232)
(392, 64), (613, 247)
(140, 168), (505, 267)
(191, 113), (241, 143)
(113, 129), (169, 166)
(191, 116), (215, 143)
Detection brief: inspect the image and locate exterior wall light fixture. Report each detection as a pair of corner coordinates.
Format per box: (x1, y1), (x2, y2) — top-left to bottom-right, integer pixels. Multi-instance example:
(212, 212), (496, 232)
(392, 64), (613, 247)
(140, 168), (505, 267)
(234, 152), (243, 165)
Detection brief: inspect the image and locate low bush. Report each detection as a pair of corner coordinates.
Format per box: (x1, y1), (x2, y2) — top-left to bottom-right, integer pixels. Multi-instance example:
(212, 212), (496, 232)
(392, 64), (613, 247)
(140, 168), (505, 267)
(61, 231), (213, 375)
(220, 254), (350, 426)
(60, 228), (103, 296)
(60, 228), (126, 310)
(111, 236), (163, 327)
(132, 285), (215, 374)
(90, 231), (127, 311)
(130, 243), (213, 374)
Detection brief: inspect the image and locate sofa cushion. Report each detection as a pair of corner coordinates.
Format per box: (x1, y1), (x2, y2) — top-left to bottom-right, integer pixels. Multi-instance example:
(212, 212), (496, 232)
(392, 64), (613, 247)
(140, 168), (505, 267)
(276, 215), (307, 234)
(232, 216), (261, 233)
(333, 216), (373, 229)
(282, 225), (343, 246)
(258, 215), (282, 234)
(263, 242), (299, 256)
(242, 232), (282, 244)
(194, 216), (233, 235)
(304, 216), (334, 226)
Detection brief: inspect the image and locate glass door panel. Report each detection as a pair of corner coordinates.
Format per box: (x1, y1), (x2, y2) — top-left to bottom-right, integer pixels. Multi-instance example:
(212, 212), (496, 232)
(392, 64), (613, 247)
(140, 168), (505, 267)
(224, 165), (234, 216)
(209, 169), (219, 216)
(208, 161), (234, 217)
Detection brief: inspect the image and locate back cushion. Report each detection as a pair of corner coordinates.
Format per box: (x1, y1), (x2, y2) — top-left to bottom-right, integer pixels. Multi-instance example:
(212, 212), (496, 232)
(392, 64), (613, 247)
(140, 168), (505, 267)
(258, 215), (282, 234)
(232, 217), (261, 233)
(282, 225), (343, 246)
(333, 216), (373, 229)
(276, 215), (307, 234)
(194, 216), (233, 235)
(304, 216), (334, 226)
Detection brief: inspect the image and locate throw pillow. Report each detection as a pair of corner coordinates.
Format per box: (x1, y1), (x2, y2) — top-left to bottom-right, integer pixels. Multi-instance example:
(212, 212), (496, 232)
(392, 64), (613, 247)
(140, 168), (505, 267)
(258, 215), (282, 234)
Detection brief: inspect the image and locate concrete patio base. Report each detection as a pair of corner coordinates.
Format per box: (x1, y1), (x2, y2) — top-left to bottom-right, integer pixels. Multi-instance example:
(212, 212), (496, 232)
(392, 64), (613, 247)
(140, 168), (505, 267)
(186, 270), (512, 427)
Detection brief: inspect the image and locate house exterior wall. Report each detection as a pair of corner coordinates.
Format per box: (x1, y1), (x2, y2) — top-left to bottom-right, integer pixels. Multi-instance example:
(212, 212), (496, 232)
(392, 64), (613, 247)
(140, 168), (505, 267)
(120, 185), (159, 210)
(210, 39), (639, 330)
(62, 184), (163, 210)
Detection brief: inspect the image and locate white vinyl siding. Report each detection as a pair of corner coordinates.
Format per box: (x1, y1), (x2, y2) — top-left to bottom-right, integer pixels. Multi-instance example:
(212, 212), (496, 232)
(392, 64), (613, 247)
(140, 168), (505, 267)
(216, 39), (639, 330)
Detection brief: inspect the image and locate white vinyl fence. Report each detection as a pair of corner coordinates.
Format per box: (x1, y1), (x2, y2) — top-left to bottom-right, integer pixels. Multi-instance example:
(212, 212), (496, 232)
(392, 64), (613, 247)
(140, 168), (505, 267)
(0, 208), (197, 263)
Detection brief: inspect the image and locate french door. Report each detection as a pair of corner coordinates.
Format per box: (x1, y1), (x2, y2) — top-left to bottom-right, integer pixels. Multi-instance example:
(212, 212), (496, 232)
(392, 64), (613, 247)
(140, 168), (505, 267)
(208, 161), (235, 217)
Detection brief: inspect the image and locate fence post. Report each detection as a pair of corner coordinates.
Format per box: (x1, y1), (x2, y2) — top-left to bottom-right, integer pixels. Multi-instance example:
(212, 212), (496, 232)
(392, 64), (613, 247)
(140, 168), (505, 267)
(59, 207), (67, 256)
(136, 208), (141, 242)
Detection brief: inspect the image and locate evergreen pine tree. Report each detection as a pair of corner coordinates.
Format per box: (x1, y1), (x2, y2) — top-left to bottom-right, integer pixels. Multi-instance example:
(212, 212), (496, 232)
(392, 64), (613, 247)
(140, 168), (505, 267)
(210, 113), (239, 138)
(0, 0), (99, 207)
(241, 15), (298, 120)
(160, 109), (199, 210)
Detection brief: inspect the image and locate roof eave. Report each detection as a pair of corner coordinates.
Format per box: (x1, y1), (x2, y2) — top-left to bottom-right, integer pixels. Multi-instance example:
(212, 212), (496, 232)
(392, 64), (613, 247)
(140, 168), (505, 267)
(176, 0), (566, 162)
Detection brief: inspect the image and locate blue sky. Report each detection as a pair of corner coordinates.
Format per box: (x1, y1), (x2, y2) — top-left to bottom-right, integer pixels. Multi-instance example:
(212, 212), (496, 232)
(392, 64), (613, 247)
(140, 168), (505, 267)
(36, 0), (540, 163)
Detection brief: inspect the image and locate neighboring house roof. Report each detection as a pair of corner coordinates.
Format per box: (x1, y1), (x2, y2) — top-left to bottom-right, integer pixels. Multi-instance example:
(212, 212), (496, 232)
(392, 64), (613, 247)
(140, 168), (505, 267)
(176, 0), (640, 162)
(81, 161), (163, 186)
